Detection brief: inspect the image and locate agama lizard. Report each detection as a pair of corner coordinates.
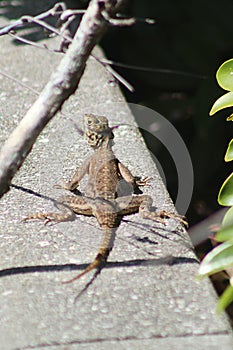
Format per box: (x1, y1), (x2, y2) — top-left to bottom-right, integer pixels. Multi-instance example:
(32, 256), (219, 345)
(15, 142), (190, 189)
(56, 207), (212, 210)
(24, 114), (187, 282)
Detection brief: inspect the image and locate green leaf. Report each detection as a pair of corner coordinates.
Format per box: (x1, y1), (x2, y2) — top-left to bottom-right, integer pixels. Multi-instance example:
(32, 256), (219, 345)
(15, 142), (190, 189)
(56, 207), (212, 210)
(225, 139), (233, 162)
(216, 224), (233, 242)
(218, 172), (233, 206)
(217, 285), (233, 313)
(209, 92), (233, 116)
(198, 241), (233, 277)
(226, 114), (233, 121)
(216, 59), (233, 91)
(222, 206), (233, 228)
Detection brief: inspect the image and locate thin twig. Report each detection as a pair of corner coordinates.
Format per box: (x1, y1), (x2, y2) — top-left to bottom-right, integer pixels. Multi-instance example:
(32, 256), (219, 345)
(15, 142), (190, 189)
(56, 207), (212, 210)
(18, 15), (73, 43)
(92, 53), (134, 92)
(59, 9), (86, 21)
(0, 2), (67, 35)
(0, 0), (129, 198)
(7, 9), (135, 90)
(101, 10), (136, 26)
(0, 68), (131, 132)
(8, 32), (61, 53)
(96, 57), (207, 80)
(0, 69), (39, 95)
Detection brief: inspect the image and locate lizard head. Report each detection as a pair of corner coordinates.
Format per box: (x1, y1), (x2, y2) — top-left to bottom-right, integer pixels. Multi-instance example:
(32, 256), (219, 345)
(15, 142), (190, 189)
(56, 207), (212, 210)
(84, 114), (114, 148)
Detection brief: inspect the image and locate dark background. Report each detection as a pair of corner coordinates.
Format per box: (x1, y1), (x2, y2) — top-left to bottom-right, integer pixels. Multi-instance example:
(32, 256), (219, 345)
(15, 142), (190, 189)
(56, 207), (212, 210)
(1, 0), (233, 226)
(100, 0), (233, 226)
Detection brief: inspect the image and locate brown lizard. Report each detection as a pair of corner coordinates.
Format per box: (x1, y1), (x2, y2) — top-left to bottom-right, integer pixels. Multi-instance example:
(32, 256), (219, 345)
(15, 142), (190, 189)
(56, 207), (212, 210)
(24, 114), (187, 282)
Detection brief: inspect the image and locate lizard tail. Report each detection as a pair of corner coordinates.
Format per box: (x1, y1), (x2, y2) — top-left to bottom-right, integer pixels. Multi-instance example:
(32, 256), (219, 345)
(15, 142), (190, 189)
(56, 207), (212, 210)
(62, 249), (110, 284)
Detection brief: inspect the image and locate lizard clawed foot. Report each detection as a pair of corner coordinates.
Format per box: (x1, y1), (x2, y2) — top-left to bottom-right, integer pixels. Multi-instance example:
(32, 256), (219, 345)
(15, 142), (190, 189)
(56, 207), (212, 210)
(141, 209), (188, 227)
(22, 211), (73, 225)
(54, 180), (73, 191)
(22, 213), (58, 225)
(158, 210), (188, 228)
(136, 176), (152, 187)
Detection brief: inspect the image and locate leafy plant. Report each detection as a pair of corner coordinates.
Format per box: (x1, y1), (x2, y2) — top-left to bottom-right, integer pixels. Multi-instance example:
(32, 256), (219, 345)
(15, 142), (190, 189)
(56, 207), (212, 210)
(199, 59), (233, 312)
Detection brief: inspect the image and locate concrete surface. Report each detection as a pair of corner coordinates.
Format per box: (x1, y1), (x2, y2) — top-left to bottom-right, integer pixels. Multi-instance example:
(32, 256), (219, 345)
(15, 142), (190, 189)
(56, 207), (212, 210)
(0, 5), (233, 350)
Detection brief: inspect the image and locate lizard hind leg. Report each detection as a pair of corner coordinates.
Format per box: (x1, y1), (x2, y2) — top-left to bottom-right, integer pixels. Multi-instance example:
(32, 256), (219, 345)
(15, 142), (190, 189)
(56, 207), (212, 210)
(139, 195), (188, 227)
(117, 194), (188, 227)
(22, 202), (75, 224)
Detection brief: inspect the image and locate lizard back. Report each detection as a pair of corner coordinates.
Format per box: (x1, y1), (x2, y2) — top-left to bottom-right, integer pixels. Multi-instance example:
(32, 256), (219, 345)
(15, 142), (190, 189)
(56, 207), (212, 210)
(84, 114), (120, 200)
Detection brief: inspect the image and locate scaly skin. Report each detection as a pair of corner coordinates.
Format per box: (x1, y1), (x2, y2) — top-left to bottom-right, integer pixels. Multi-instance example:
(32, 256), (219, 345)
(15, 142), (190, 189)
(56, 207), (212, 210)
(24, 114), (187, 282)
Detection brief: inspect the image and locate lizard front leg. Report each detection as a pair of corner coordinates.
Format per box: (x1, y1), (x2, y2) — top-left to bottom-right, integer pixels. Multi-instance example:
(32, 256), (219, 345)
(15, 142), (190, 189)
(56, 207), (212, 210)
(118, 161), (151, 189)
(56, 157), (91, 191)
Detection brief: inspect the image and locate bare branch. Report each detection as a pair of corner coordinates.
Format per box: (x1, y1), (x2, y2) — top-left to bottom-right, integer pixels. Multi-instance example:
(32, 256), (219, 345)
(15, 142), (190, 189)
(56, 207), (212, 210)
(59, 9), (86, 21)
(8, 32), (61, 52)
(92, 53), (134, 92)
(101, 10), (136, 26)
(18, 15), (73, 42)
(2, 1), (137, 90)
(0, 0), (128, 197)
(9, 30), (134, 90)
(0, 2), (67, 36)
(115, 14), (156, 25)
(95, 57), (206, 79)
(9, 28), (134, 89)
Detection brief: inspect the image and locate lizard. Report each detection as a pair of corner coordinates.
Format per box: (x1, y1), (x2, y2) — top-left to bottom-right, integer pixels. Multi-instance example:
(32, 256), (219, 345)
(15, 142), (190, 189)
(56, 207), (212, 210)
(24, 114), (187, 282)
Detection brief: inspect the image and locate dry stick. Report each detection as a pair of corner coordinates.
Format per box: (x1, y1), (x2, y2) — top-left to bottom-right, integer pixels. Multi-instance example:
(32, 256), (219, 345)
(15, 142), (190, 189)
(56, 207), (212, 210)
(0, 2), (67, 36)
(0, 0), (127, 198)
(8, 31), (134, 91)
(8, 13), (135, 90)
(4, 4), (137, 91)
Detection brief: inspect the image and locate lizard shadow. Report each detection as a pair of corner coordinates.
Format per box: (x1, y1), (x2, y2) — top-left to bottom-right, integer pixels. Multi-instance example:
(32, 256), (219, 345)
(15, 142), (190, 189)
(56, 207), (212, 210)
(121, 217), (193, 251)
(11, 184), (59, 204)
(11, 184), (195, 300)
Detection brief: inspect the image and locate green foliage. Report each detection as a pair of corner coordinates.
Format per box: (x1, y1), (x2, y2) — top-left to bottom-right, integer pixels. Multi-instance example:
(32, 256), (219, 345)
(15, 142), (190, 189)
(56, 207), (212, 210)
(216, 224), (233, 242)
(217, 285), (233, 313)
(198, 58), (233, 312)
(222, 206), (233, 227)
(216, 59), (233, 91)
(210, 59), (233, 115)
(198, 241), (233, 276)
(218, 172), (233, 206)
(210, 91), (233, 116)
(225, 139), (233, 162)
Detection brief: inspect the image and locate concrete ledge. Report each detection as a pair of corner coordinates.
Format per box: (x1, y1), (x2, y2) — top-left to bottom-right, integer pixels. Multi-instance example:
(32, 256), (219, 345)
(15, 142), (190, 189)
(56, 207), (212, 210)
(17, 334), (233, 350)
(0, 16), (233, 350)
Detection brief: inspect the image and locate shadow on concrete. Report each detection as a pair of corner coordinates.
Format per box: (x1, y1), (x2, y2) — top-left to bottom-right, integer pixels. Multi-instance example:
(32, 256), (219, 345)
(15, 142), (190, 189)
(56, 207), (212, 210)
(0, 256), (199, 279)
(0, 0), (82, 43)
